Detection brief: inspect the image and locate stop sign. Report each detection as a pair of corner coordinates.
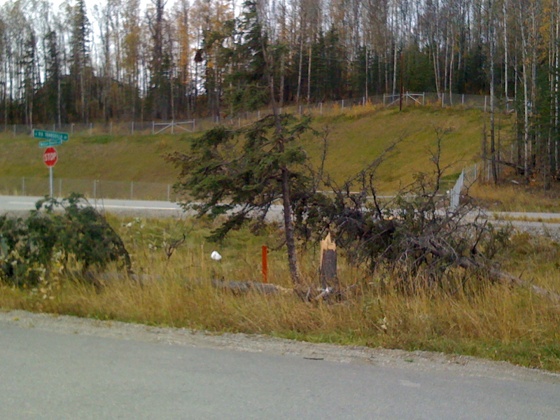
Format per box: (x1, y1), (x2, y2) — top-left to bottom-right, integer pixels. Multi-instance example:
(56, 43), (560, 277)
(43, 147), (58, 167)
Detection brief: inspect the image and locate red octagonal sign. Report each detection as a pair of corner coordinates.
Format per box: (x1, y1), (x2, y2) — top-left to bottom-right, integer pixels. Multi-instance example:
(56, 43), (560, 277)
(43, 147), (58, 167)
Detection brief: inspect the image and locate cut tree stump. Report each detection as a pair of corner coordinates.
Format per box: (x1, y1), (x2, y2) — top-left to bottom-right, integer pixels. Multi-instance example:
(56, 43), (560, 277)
(320, 233), (339, 291)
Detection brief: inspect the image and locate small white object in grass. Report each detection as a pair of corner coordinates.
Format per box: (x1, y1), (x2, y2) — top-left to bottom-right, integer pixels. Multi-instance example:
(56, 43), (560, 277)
(210, 251), (222, 261)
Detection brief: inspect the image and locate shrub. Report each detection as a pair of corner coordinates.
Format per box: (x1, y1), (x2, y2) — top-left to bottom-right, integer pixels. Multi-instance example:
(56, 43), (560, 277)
(0, 194), (131, 287)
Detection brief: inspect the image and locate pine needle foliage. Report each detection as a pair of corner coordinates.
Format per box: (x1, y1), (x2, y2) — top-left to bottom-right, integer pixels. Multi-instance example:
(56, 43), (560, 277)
(0, 194), (131, 287)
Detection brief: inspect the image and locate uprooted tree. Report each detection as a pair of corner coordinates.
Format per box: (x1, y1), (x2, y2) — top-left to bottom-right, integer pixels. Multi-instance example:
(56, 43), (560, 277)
(168, 115), (522, 297)
(292, 137), (512, 293)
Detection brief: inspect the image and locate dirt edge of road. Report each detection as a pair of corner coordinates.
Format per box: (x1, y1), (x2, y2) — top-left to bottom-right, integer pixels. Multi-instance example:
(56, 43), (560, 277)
(1, 309), (559, 384)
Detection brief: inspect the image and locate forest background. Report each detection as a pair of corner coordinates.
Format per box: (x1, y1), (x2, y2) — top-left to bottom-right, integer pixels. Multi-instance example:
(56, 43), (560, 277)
(1, 0), (560, 186)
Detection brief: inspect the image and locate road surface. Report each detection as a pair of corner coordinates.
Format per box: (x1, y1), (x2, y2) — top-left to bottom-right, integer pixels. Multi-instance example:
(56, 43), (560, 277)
(0, 195), (185, 218)
(0, 195), (289, 221)
(0, 311), (559, 419)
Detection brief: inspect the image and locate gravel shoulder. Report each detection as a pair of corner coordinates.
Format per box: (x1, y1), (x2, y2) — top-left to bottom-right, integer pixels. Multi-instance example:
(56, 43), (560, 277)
(1, 309), (559, 385)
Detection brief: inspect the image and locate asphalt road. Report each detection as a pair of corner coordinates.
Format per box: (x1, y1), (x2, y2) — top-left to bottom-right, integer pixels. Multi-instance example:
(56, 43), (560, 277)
(0, 195), (185, 218)
(0, 195), (288, 221)
(1, 312), (559, 420)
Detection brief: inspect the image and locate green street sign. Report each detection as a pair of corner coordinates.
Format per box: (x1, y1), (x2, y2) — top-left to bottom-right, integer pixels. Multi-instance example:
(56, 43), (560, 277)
(39, 139), (63, 147)
(33, 129), (69, 142)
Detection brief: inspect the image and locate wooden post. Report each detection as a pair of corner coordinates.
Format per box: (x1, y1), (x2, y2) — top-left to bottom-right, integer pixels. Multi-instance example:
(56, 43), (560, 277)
(320, 233), (338, 290)
(262, 245), (268, 283)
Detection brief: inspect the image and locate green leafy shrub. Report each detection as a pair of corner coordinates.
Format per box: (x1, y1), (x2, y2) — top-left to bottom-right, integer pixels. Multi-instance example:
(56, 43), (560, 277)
(0, 194), (131, 287)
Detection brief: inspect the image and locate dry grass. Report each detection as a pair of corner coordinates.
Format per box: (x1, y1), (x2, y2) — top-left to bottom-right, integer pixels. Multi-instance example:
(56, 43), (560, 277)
(471, 182), (560, 212)
(1, 216), (559, 372)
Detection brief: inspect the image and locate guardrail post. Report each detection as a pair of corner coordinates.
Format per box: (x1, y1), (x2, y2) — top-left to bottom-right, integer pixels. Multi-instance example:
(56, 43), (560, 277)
(22, 177), (25, 196)
(130, 181), (134, 199)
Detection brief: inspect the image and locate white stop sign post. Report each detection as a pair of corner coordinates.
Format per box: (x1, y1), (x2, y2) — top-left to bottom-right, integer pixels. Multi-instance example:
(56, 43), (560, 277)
(43, 147), (58, 197)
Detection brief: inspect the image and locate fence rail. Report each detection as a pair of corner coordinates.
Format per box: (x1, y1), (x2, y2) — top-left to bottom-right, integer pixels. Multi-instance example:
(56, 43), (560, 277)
(1, 175), (462, 205)
(0, 177), (178, 202)
(449, 164), (479, 211)
(0, 93), (514, 138)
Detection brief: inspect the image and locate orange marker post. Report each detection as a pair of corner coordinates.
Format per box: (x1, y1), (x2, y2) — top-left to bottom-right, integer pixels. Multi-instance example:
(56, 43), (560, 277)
(262, 245), (268, 283)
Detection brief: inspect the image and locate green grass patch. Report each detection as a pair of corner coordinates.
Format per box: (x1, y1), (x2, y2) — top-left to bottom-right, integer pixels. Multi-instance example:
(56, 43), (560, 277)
(1, 107), (489, 191)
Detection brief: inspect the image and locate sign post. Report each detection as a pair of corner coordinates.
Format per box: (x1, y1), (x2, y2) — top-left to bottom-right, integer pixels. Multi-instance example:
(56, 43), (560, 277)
(34, 130), (69, 197)
(43, 147), (58, 197)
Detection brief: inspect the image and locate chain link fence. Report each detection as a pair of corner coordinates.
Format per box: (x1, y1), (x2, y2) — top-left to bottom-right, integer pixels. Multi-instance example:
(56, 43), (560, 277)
(449, 164), (479, 211)
(0, 176), (178, 202)
(0, 93), (507, 138)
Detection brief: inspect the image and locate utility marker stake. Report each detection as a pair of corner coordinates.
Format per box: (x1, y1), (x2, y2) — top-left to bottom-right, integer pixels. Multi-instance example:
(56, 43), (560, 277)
(262, 245), (268, 284)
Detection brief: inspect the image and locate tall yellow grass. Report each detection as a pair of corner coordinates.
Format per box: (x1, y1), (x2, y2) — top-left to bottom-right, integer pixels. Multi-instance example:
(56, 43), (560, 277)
(471, 182), (560, 212)
(1, 216), (559, 371)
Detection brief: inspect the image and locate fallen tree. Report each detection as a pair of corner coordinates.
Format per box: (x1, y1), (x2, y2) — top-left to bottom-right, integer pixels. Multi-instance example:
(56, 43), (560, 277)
(293, 134), (560, 302)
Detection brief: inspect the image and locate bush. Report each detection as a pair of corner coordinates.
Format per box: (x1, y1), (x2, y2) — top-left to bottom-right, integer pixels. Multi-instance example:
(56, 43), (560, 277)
(0, 194), (131, 287)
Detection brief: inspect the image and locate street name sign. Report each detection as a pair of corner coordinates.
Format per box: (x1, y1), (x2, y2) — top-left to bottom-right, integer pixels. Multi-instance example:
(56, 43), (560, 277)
(39, 139), (63, 147)
(33, 129), (69, 142)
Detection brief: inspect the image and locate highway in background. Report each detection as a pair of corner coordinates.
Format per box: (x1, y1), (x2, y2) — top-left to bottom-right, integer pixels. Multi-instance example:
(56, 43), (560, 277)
(0, 195), (185, 218)
(2, 195), (560, 239)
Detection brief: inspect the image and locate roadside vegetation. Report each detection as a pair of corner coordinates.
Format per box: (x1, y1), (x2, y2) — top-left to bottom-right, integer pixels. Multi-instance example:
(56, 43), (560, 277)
(470, 182), (560, 212)
(0, 212), (559, 371)
(1, 106), (559, 372)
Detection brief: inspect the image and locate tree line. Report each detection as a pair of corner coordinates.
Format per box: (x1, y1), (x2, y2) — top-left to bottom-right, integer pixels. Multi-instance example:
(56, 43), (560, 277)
(1, 0), (560, 184)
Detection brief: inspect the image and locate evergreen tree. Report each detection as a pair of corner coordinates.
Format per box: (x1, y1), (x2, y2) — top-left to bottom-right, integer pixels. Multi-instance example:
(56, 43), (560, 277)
(224, 0), (269, 113)
(69, 0), (91, 122)
(44, 30), (62, 126)
(147, 0), (169, 120)
(21, 29), (37, 127)
(167, 113), (313, 289)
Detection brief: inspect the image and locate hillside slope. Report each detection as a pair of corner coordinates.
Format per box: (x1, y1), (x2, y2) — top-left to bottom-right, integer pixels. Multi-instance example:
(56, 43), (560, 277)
(0, 107), (493, 192)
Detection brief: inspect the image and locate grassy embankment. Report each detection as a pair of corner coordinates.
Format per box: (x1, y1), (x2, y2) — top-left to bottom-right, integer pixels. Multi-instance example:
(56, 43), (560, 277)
(1, 105), (559, 371)
(0, 105), (486, 192)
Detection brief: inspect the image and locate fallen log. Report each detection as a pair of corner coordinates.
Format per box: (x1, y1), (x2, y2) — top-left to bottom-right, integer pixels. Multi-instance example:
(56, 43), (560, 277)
(211, 279), (291, 295)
